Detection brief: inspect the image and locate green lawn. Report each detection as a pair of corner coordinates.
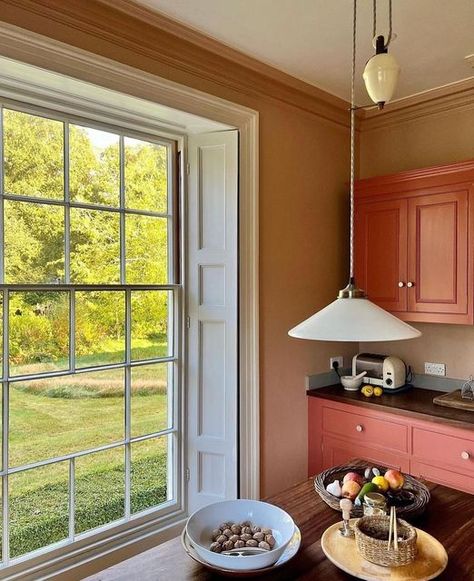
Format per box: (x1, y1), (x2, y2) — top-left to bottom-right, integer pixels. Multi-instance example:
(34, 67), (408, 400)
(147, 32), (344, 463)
(3, 337), (171, 559)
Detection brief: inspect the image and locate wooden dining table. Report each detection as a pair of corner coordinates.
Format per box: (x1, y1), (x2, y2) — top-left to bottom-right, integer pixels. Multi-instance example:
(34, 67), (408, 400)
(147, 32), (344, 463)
(87, 467), (474, 580)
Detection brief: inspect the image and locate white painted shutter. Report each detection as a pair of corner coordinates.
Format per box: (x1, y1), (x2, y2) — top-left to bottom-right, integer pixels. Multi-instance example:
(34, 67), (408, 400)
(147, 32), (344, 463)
(187, 131), (238, 512)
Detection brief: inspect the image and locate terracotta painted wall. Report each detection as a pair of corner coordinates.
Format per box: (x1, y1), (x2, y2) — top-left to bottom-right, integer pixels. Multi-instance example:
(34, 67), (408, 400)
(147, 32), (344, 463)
(360, 107), (474, 379)
(0, 0), (358, 496)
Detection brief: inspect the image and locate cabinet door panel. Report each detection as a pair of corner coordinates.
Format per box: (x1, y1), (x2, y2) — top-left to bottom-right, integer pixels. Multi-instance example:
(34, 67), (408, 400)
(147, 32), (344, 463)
(408, 189), (470, 316)
(355, 199), (407, 311)
(321, 436), (410, 473)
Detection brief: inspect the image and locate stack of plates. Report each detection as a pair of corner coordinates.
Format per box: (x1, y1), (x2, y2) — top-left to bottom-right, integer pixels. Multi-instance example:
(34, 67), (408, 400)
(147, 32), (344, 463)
(182, 499), (301, 575)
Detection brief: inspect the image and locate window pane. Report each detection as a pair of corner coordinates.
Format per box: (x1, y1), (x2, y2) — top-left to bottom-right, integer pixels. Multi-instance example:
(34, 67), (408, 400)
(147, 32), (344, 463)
(131, 291), (170, 361)
(131, 436), (169, 515)
(9, 462), (69, 558)
(4, 199), (64, 284)
(9, 368), (124, 467)
(125, 214), (168, 284)
(70, 208), (120, 284)
(69, 125), (120, 207)
(131, 363), (171, 438)
(125, 137), (168, 213)
(9, 291), (69, 377)
(75, 447), (125, 535)
(75, 291), (125, 369)
(3, 109), (64, 200)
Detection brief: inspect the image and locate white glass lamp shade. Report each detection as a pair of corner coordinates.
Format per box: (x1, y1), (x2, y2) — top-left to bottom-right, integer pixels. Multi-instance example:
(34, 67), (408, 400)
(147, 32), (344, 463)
(288, 297), (421, 342)
(363, 52), (401, 106)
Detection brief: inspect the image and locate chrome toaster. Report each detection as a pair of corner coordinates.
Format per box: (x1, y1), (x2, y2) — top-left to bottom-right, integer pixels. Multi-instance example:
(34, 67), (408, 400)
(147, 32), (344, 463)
(352, 353), (406, 389)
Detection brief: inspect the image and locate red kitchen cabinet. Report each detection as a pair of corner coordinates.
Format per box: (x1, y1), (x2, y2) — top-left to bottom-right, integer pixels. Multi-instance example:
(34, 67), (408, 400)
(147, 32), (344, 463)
(308, 396), (474, 495)
(354, 199), (408, 312)
(354, 160), (474, 324)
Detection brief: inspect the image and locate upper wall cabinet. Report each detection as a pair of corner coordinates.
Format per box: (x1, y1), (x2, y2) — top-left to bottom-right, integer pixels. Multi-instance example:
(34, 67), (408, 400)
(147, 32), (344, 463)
(355, 161), (474, 325)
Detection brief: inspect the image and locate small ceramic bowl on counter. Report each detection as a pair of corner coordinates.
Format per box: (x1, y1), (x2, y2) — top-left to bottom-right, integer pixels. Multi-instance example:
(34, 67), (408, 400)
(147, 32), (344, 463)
(185, 499), (295, 571)
(340, 375), (365, 391)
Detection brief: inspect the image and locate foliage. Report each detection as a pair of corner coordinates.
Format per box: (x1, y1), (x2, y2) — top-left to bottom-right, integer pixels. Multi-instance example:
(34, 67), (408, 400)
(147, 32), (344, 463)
(8, 453), (167, 558)
(3, 109), (170, 371)
(2, 109), (173, 559)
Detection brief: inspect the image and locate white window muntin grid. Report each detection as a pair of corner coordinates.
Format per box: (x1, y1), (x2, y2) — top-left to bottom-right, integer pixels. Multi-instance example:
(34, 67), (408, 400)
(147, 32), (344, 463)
(0, 100), (182, 566)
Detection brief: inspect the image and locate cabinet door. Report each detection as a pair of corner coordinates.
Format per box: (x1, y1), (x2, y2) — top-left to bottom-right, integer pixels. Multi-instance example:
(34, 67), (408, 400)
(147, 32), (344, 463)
(355, 199), (408, 311)
(407, 189), (471, 321)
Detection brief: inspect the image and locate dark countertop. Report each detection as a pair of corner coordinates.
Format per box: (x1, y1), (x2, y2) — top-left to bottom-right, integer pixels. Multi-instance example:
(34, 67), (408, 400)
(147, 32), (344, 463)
(86, 460), (474, 580)
(307, 385), (474, 430)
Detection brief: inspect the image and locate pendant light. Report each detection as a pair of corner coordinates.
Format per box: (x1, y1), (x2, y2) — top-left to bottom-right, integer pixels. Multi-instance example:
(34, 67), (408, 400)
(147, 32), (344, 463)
(363, 0), (401, 109)
(288, 0), (420, 343)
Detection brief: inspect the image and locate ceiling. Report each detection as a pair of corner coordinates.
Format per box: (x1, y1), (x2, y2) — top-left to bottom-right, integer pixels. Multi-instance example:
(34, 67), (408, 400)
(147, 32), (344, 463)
(133, 0), (474, 103)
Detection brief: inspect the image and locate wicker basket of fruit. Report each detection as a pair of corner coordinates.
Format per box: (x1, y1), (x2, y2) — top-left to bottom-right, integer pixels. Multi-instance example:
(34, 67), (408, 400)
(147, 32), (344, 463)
(314, 462), (430, 519)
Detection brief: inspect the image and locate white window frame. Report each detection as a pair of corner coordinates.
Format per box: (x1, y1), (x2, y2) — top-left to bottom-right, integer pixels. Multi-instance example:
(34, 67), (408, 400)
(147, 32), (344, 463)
(0, 22), (259, 581)
(0, 99), (185, 570)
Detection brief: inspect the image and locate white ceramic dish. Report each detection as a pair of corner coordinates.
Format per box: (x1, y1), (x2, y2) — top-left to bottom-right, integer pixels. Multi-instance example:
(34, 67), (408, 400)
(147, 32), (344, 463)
(181, 525), (301, 577)
(185, 499), (295, 571)
(341, 375), (364, 390)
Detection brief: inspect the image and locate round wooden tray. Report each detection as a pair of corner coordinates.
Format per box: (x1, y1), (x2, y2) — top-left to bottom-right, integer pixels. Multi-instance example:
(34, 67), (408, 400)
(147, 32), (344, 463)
(321, 519), (448, 581)
(181, 526), (301, 577)
(314, 463), (430, 518)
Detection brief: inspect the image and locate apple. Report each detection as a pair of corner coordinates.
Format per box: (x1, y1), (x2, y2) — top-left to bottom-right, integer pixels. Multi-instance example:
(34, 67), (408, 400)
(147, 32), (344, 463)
(384, 469), (405, 490)
(343, 472), (364, 486)
(341, 480), (361, 500)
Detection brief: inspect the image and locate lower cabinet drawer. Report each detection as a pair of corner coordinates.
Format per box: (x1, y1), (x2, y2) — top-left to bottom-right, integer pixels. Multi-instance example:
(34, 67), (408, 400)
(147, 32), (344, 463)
(322, 436), (410, 473)
(412, 427), (474, 476)
(410, 460), (474, 495)
(322, 406), (408, 454)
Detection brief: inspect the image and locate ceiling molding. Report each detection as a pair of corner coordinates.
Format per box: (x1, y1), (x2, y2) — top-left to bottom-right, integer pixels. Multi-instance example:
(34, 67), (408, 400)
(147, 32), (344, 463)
(355, 159), (474, 198)
(0, 0), (351, 127)
(0, 0), (471, 132)
(360, 77), (474, 131)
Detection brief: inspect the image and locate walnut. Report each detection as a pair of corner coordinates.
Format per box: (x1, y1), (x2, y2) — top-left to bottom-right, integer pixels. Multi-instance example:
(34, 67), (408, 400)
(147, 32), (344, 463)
(222, 540), (234, 551)
(240, 533), (252, 542)
(211, 528), (222, 540)
(251, 526), (261, 534)
(262, 528), (272, 535)
(253, 532), (264, 542)
(229, 534), (240, 543)
(222, 528), (233, 537)
(210, 542), (222, 553)
(245, 539), (258, 547)
(258, 541), (271, 551)
(240, 521), (251, 527)
(234, 539), (245, 549)
(219, 522), (231, 530)
(216, 534), (227, 544)
(265, 534), (276, 547)
(230, 524), (241, 535)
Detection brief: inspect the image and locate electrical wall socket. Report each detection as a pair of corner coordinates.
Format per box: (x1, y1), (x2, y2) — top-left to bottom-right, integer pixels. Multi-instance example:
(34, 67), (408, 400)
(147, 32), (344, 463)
(424, 362), (446, 376)
(330, 356), (344, 370)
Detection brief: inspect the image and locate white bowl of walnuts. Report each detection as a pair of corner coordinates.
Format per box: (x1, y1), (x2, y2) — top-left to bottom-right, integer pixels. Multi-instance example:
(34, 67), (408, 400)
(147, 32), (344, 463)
(185, 499), (295, 571)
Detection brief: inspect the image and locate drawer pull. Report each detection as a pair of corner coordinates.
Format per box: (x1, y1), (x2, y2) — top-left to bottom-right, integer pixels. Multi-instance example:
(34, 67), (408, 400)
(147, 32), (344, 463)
(407, 281), (414, 288)
(461, 451), (470, 460)
(398, 281), (405, 288)
(356, 424), (364, 432)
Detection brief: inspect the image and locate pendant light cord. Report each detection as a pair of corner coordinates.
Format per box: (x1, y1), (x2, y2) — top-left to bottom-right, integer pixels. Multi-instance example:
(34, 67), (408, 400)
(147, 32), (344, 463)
(373, 0), (393, 48)
(349, 0), (356, 281)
